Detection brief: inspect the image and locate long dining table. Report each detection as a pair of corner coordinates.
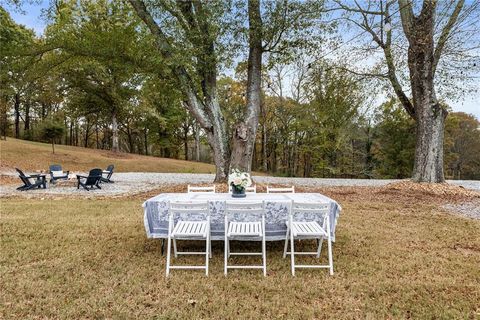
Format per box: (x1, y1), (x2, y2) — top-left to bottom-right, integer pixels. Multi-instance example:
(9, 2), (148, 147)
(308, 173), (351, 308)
(143, 193), (341, 242)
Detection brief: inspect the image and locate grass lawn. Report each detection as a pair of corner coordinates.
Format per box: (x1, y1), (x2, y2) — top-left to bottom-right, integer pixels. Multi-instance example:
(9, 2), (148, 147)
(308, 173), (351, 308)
(0, 138), (215, 173)
(1, 190), (479, 319)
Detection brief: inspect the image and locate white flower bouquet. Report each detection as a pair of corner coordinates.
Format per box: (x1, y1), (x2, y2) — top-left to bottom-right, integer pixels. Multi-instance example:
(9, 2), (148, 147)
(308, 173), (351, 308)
(228, 169), (252, 192)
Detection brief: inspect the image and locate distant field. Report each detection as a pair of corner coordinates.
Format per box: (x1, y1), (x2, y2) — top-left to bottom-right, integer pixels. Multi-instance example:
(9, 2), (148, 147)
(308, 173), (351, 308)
(0, 138), (215, 173)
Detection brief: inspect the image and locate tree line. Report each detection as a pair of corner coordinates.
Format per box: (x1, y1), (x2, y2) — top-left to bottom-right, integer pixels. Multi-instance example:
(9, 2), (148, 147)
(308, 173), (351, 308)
(1, 0), (479, 181)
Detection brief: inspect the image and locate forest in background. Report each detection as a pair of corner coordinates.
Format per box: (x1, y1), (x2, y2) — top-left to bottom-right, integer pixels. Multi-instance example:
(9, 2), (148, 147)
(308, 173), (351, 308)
(1, 1), (479, 180)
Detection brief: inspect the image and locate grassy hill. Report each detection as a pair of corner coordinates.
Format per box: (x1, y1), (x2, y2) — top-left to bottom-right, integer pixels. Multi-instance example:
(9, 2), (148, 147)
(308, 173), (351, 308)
(0, 138), (215, 173)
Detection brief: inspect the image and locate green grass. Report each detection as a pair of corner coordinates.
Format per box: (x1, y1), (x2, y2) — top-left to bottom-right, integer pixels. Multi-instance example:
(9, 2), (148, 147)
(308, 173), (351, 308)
(1, 193), (479, 319)
(0, 138), (215, 173)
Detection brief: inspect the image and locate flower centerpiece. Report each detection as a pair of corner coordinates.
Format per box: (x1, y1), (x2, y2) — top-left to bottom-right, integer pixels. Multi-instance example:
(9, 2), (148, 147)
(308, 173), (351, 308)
(228, 169), (252, 198)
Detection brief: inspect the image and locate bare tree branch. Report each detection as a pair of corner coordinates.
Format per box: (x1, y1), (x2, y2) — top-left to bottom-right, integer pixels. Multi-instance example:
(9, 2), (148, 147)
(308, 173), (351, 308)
(433, 0), (465, 74)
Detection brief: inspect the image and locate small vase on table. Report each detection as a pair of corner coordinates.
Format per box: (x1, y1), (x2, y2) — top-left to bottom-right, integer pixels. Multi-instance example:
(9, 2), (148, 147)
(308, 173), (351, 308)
(231, 185), (246, 198)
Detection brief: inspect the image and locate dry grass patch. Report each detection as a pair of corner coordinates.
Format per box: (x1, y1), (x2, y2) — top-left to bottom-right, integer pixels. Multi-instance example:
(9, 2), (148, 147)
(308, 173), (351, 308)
(1, 191), (479, 319)
(0, 138), (215, 173)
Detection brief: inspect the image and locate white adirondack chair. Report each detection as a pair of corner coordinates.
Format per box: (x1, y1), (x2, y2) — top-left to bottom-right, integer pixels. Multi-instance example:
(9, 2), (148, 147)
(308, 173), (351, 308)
(166, 201), (211, 276)
(283, 201), (333, 276)
(224, 201), (266, 276)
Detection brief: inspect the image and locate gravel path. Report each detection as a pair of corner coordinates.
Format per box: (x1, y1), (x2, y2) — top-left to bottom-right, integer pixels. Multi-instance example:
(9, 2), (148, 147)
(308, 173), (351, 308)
(443, 201), (480, 220)
(1, 172), (479, 198)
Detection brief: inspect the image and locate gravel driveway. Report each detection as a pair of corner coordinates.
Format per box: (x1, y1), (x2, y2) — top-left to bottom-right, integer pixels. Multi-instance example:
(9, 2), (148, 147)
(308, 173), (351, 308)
(2, 172), (479, 197)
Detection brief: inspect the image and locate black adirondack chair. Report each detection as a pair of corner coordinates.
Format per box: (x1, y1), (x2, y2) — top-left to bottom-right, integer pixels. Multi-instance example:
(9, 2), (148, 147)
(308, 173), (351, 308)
(101, 164), (114, 183)
(49, 164), (69, 184)
(76, 168), (103, 191)
(16, 168), (47, 191)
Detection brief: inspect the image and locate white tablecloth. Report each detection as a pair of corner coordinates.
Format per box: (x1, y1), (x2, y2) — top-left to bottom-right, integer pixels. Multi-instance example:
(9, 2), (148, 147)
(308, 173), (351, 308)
(143, 193), (341, 241)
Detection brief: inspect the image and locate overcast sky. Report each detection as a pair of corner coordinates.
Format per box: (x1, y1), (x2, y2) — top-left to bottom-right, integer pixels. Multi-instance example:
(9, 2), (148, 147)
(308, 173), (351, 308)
(3, 1), (479, 119)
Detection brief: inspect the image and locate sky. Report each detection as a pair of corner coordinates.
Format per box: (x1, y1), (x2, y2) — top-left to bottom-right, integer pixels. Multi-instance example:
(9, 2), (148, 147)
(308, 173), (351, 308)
(3, 1), (479, 119)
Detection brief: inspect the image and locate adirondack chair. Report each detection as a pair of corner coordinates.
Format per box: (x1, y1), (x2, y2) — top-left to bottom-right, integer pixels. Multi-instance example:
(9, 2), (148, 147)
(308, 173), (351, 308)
(76, 168), (103, 191)
(49, 164), (69, 184)
(101, 164), (114, 183)
(15, 168), (47, 191)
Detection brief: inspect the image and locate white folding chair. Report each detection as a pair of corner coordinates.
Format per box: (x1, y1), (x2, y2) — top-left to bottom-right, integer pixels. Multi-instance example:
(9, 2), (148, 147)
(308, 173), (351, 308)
(166, 201), (211, 277)
(187, 185), (216, 193)
(283, 201), (333, 276)
(228, 185), (257, 193)
(224, 201), (266, 276)
(266, 186), (295, 193)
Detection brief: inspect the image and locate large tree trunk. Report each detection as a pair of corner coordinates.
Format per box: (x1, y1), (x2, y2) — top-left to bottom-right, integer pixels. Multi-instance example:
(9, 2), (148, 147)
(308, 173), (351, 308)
(412, 102), (445, 182)
(229, 0), (262, 172)
(409, 47), (446, 182)
(111, 111), (119, 152)
(129, 0), (230, 182)
(203, 98), (229, 182)
(401, 0), (449, 182)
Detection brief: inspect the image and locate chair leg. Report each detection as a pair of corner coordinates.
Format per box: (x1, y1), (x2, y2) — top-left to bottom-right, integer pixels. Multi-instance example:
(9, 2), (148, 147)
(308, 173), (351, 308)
(316, 238), (324, 258)
(283, 226), (290, 258)
(327, 236), (334, 275)
(160, 239), (165, 255)
(290, 228), (295, 277)
(173, 238), (178, 258)
(227, 238), (230, 258)
(166, 235), (172, 277)
(224, 235), (228, 276)
(209, 237), (212, 259)
(205, 233), (209, 276)
(262, 231), (267, 277)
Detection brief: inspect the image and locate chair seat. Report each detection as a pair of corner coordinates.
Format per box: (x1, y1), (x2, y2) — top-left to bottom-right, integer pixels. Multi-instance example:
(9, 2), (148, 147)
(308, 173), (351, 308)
(228, 221), (262, 237)
(290, 221), (327, 237)
(172, 221), (207, 238)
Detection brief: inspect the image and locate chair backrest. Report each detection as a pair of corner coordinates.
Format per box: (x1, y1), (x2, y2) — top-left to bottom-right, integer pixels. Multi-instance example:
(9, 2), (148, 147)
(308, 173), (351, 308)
(49, 164), (62, 172)
(228, 185), (257, 194)
(85, 168), (103, 185)
(187, 185), (216, 193)
(168, 201), (210, 224)
(224, 200), (265, 223)
(15, 168), (31, 186)
(15, 168), (26, 177)
(104, 164), (114, 179)
(266, 186), (295, 193)
(290, 201), (330, 227)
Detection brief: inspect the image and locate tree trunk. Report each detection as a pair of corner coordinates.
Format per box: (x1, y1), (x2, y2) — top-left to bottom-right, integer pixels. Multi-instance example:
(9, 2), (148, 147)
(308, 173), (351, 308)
(144, 127), (149, 155)
(194, 122), (200, 161)
(261, 103), (267, 172)
(183, 123), (189, 160)
(229, 0), (262, 173)
(111, 111), (119, 152)
(411, 94), (446, 182)
(69, 120), (74, 145)
(402, 0), (447, 182)
(84, 118), (90, 148)
(129, 0), (230, 182)
(24, 101), (30, 135)
(52, 140), (55, 154)
(14, 93), (20, 138)
(203, 97), (229, 182)
(126, 125), (134, 153)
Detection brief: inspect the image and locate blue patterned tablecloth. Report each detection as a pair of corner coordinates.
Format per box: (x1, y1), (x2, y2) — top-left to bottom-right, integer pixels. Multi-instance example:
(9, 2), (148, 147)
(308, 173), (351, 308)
(143, 193), (341, 241)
